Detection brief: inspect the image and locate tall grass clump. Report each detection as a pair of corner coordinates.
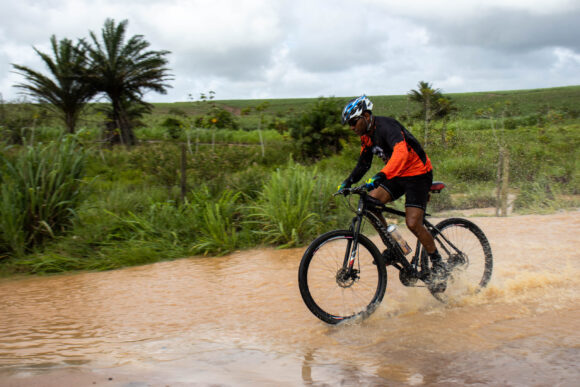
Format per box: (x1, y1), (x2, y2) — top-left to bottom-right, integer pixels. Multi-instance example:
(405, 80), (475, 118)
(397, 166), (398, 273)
(248, 160), (334, 248)
(0, 135), (86, 256)
(190, 188), (245, 256)
(513, 176), (564, 213)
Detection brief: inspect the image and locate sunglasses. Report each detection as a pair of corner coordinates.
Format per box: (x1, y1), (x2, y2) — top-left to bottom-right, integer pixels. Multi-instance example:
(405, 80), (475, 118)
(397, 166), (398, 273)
(348, 116), (362, 127)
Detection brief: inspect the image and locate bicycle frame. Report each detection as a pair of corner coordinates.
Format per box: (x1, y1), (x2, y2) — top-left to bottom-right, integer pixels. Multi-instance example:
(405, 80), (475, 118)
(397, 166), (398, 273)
(343, 190), (464, 285)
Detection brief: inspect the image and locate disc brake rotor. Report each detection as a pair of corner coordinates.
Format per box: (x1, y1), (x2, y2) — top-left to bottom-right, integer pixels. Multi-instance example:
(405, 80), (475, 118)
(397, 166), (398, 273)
(336, 268), (358, 288)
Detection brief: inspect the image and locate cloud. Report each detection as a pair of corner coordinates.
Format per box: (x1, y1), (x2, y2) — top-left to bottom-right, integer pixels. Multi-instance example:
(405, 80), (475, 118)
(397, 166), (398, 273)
(426, 8), (580, 53)
(1, 0), (580, 102)
(136, 0), (284, 78)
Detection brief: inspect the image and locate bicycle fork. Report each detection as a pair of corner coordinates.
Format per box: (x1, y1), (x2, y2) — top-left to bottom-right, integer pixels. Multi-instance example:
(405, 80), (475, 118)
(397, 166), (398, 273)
(341, 198), (366, 278)
(342, 214), (362, 272)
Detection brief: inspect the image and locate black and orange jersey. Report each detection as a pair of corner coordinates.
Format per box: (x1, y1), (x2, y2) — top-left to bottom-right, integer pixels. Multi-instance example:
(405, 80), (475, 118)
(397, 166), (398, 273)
(344, 116), (432, 186)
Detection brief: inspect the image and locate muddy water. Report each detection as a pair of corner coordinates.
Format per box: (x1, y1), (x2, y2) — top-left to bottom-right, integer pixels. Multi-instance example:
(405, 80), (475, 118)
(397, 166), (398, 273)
(1, 211), (579, 386)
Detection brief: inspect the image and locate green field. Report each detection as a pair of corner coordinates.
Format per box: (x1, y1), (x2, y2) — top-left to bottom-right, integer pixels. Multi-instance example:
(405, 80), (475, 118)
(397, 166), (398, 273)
(1, 86), (579, 275)
(154, 85), (580, 123)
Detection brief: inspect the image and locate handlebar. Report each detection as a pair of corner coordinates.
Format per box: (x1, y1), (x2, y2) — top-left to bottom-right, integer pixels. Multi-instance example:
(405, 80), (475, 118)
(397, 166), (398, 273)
(333, 185), (369, 197)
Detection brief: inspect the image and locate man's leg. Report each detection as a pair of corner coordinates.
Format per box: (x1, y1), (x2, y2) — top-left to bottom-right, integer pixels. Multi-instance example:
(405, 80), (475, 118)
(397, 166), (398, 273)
(405, 206), (435, 253)
(406, 207), (447, 285)
(369, 186), (391, 203)
(371, 187), (446, 283)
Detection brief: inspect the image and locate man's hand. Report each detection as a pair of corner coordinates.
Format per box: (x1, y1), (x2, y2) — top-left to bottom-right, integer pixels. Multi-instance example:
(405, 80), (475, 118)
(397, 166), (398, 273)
(336, 181), (351, 194)
(363, 172), (386, 190)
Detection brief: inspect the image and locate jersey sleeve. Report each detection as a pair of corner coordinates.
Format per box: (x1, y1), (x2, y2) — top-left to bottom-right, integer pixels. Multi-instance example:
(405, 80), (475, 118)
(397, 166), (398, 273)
(380, 141), (408, 179)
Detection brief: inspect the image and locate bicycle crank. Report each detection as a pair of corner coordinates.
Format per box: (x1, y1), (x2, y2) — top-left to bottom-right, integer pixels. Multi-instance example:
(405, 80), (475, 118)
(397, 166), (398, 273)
(399, 266), (419, 287)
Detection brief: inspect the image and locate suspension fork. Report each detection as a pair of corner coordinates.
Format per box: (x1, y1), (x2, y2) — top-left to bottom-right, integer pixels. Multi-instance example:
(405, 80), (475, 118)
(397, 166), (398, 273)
(343, 198), (366, 272)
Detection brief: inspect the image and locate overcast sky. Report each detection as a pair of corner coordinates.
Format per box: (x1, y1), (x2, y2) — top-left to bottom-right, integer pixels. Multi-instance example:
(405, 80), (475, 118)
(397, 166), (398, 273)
(1, 0), (579, 103)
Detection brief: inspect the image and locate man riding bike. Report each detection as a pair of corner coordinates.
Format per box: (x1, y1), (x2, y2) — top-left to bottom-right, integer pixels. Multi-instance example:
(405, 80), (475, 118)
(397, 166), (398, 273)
(338, 95), (447, 287)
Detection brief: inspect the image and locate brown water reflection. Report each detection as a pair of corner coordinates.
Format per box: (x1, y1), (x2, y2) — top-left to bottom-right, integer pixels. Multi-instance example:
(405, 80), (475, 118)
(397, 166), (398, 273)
(1, 211), (579, 386)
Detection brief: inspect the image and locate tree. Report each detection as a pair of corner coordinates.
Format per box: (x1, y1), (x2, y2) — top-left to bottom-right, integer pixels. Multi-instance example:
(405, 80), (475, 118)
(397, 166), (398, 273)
(12, 36), (95, 133)
(407, 81), (443, 147)
(82, 19), (172, 145)
(289, 97), (348, 160)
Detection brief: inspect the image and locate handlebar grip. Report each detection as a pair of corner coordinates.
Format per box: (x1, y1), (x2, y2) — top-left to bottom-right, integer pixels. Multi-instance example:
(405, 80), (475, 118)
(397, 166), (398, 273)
(333, 185), (368, 197)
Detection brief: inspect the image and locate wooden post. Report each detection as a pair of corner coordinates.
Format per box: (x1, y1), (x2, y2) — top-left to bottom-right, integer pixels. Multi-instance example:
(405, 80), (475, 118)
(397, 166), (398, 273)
(495, 147), (503, 217)
(500, 148), (510, 216)
(495, 146), (510, 217)
(258, 116), (265, 158)
(180, 143), (187, 204)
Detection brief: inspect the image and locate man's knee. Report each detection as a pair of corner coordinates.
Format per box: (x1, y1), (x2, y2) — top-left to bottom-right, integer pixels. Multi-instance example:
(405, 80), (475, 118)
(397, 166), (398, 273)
(405, 207), (424, 233)
(406, 217), (422, 233)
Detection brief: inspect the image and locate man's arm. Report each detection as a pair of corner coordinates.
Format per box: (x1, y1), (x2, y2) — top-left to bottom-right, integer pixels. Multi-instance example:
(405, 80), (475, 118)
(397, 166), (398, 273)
(342, 146), (373, 187)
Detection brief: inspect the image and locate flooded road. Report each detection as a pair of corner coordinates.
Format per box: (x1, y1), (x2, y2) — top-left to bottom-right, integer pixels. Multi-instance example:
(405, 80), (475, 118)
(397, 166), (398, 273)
(1, 210), (579, 386)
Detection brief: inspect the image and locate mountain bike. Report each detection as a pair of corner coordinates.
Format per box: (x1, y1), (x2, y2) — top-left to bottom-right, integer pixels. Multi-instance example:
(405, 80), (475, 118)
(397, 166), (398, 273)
(298, 182), (493, 324)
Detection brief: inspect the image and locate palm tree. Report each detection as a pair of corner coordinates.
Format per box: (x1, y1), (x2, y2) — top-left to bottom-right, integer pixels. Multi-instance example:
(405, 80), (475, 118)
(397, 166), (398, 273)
(12, 36), (95, 133)
(82, 18), (172, 145)
(407, 81), (442, 146)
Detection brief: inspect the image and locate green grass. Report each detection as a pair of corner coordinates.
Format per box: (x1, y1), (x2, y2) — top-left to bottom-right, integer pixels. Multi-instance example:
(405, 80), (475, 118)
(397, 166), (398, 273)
(0, 136), (86, 256)
(0, 85), (579, 276)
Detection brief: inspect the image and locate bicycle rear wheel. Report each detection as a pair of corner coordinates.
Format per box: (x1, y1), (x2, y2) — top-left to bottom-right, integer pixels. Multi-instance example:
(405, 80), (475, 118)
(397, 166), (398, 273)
(298, 230), (387, 324)
(430, 218), (493, 301)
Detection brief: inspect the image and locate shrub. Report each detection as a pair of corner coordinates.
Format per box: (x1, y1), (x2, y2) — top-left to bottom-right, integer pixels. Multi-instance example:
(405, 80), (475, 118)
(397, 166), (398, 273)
(190, 188), (245, 255)
(513, 176), (565, 213)
(437, 155), (495, 182)
(0, 100), (49, 145)
(196, 106), (239, 130)
(247, 160), (327, 247)
(160, 116), (184, 139)
(0, 135), (86, 256)
(289, 97), (350, 161)
(128, 143), (182, 188)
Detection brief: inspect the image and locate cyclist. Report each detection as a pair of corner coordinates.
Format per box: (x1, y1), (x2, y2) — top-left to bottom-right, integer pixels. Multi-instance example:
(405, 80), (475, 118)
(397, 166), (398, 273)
(337, 95), (447, 286)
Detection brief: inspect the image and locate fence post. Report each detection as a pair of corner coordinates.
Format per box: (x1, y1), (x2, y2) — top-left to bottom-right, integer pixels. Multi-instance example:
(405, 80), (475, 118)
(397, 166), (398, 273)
(495, 148), (503, 217)
(500, 147), (510, 216)
(180, 143), (187, 204)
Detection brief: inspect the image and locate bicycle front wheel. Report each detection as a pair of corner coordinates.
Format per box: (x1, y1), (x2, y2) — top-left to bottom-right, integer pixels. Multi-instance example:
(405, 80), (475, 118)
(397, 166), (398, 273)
(430, 218), (493, 301)
(298, 230), (387, 324)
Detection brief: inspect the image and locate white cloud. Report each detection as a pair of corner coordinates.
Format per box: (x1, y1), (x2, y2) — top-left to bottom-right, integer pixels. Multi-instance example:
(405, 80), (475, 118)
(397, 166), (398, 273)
(552, 47), (580, 73)
(362, 0), (578, 19)
(1, 0), (579, 102)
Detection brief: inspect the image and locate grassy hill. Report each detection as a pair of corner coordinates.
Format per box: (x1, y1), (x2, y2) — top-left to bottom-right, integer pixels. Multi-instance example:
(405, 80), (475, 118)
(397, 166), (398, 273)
(152, 85), (580, 121)
(0, 85), (578, 275)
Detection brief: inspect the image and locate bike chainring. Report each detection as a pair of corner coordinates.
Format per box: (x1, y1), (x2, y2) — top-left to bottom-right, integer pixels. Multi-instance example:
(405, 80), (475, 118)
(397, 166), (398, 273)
(399, 266), (419, 287)
(381, 248), (398, 266)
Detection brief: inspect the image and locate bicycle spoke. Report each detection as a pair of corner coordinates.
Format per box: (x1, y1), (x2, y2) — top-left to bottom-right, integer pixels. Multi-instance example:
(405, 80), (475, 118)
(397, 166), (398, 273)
(430, 218), (493, 301)
(299, 231), (386, 323)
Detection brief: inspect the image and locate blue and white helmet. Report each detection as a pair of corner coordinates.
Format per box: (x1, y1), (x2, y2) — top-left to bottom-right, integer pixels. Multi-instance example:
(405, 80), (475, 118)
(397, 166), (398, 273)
(341, 95), (373, 125)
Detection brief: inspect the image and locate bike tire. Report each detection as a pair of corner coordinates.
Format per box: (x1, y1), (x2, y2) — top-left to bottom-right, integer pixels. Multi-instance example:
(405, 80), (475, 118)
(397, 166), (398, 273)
(429, 218), (493, 301)
(298, 230), (387, 324)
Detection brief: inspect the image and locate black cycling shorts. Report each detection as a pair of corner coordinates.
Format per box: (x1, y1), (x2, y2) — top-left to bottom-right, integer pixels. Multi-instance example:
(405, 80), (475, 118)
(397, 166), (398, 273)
(379, 171), (433, 211)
